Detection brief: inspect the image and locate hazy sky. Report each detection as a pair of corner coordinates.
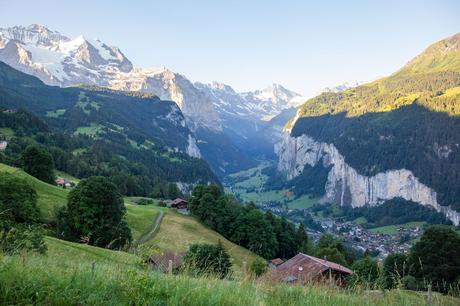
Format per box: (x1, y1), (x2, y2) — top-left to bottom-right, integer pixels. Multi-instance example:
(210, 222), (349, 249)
(1, 0), (459, 96)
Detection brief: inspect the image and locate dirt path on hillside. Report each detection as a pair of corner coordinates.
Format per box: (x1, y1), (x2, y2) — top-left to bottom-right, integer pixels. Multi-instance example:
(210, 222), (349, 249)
(137, 210), (164, 245)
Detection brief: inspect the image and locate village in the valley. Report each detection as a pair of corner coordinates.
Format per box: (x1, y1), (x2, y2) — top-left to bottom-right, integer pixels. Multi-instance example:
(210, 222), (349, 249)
(260, 202), (423, 260)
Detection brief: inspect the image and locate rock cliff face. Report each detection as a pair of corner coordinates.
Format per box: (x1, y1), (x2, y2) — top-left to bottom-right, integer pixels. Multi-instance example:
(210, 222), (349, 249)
(275, 133), (460, 225)
(110, 68), (222, 132)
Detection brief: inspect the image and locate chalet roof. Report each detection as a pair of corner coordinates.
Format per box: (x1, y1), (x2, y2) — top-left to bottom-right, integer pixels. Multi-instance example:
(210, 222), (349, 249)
(270, 258), (284, 265)
(262, 253), (352, 284)
(171, 198), (187, 204)
(148, 250), (185, 271)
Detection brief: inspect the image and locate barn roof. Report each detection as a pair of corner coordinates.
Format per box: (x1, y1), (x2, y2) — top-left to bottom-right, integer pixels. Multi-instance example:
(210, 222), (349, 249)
(262, 253), (352, 284)
(148, 250), (185, 271)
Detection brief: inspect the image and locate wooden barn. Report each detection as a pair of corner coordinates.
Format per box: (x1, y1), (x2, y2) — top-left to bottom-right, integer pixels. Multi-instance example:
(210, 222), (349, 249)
(147, 250), (186, 273)
(170, 198), (188, 210)
(262, 253), (352, 286)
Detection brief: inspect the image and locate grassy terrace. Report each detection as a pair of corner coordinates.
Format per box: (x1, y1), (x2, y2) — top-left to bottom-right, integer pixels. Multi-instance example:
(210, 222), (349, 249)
(369, 222), (427, 235)
(73, 123), (103, 137)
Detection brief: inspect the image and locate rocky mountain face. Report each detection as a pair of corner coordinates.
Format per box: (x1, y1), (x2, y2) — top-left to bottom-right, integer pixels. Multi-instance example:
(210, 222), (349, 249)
(276, 32), (460, 225)
(111, 68), (222, 132)
(276, 133), (460, 225)
(195, 82), (304, 157)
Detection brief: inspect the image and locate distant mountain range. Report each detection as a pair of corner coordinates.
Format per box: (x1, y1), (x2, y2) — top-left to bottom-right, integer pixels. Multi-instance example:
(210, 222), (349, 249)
(0, 24), (306, 175)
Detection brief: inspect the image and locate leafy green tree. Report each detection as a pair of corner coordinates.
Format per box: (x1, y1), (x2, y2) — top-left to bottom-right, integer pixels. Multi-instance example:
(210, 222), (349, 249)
(231, 208), (278, 259)
(350, 256), (380, 287)
(249, 258), (268, 277)
(316, 247), (348, 267)
(408, 225), (460, 292)
(56, 176), (132, 249)
(315, 234), (355, 266)
(183, 241), (232, 278)
(21, 145), (55, 184)
(382, 253), (409, 289)
(0, 172), (39, 224)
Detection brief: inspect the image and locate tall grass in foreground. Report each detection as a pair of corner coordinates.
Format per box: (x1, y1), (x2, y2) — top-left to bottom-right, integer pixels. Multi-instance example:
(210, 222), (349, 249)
(1, 253), (458, 306)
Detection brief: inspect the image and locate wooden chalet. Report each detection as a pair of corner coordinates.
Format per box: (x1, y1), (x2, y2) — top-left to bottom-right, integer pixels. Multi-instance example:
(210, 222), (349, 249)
(170, 198), (188, 209)
(147, 250), (186, 273)
(262, 253), (352, 286)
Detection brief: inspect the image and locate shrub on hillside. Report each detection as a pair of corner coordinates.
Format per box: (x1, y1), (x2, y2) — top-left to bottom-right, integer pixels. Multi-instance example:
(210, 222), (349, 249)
(382, 253), (409, 289)
(183, 241), (232, 279)
(0, 224), (47, 255)
(137, 198), (154, 205)
(349, 256), (380, 288)
(56, 176), (132, 249)
(249, 258), (268, 277)
(315, 234), (355, 266)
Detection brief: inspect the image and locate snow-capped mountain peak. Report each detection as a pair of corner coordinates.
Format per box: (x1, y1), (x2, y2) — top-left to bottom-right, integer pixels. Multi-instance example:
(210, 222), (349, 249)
(196, 81), (305, 122)
(0, 24), (133, 85)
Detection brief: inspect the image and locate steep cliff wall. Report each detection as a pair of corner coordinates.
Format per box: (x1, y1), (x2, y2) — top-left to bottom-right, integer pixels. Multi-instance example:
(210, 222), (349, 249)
(275, 133), (460, 225)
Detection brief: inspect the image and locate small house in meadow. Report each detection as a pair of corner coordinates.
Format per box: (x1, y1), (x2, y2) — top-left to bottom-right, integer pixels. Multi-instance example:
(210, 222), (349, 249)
(170, 198), (188, 210)
(262, 253), (352, 287)
(147, 250), (186, 273)
(55, 177), (72, 188)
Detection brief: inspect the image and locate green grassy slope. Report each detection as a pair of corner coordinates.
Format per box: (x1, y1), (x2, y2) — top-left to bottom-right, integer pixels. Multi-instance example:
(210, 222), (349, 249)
(0, 163), (260, 271)
(44, 236), (139, 269)
(0, 163), (68, 221)
(144, 208), (261, 272)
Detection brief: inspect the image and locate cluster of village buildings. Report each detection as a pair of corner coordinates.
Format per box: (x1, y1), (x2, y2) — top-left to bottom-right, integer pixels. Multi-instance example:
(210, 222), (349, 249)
(259, 202), (423, 260)
(318, 217), (422, 260)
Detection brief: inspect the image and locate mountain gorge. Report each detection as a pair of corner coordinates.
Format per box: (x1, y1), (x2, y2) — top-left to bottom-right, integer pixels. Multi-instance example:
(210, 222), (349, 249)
(276, 32), (460, 225)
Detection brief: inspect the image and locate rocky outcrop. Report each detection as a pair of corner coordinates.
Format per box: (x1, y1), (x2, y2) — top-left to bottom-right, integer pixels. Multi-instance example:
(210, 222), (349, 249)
(275, 133), (460, 225)
(186, 134), (201, 158)
(111, 68), (222, 132)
